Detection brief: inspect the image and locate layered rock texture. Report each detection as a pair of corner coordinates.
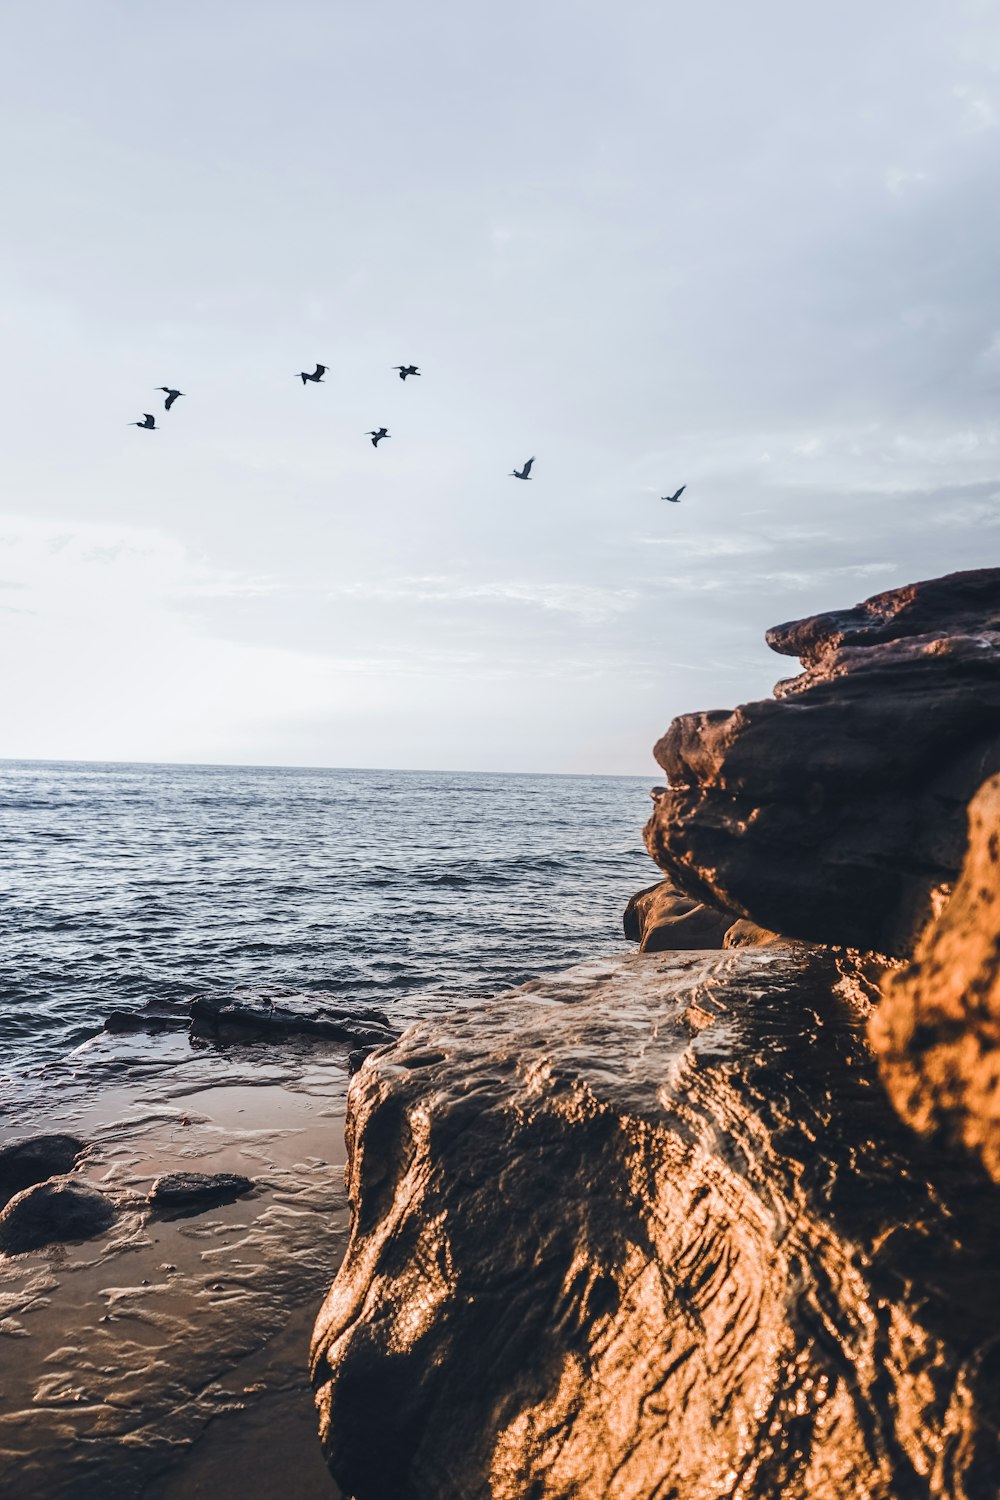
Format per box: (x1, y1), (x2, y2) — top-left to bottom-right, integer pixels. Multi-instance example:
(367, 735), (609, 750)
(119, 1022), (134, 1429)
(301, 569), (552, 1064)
(644, 568), (1000, 956)
(873, 773), (1000, 1181)
(312, 951), (1000, 1499)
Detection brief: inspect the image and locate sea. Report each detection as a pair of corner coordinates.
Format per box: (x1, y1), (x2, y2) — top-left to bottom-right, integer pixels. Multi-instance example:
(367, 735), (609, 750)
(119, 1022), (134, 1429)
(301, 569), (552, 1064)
(0, 760), (657, 1084)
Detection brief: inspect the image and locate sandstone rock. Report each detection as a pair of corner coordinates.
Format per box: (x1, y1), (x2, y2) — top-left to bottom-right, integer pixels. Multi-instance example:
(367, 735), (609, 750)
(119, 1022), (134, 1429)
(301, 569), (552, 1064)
(311, 951), (1000, 1500)
(644, 568), (1000, 956)
(873, 773), (1000, 1180)
(149, 1172), (255, 1211)
(0, 1178), (117, 1254)
(0, 1135), (87, 1210)
(622, 878), (732, 951)
(190, 992), (397, 1048)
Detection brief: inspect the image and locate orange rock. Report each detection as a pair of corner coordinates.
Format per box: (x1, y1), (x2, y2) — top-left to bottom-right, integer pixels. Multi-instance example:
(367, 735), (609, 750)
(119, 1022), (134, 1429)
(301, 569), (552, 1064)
(873, 774), (1000, 1180)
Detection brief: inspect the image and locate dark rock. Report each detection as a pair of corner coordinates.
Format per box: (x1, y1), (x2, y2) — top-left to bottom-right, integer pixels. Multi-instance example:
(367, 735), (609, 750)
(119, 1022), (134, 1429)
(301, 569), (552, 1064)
(644, 567), (1000, 955)
(311, 950), (1000, 1499)
(0, 1135), (87, 1210)
(0, 1178), (117, 1254)
(148, 1172), (255, 1211)
(873, 773), (1000, 1181)
(623, 878), (733, 951)
(189, 992), (397, 1049)
(103, 1008), (191, 1034)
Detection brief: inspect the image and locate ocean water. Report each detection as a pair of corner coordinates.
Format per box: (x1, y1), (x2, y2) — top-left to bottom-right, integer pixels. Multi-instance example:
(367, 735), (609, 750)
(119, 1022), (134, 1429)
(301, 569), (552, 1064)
(0, 760), (656, 1082)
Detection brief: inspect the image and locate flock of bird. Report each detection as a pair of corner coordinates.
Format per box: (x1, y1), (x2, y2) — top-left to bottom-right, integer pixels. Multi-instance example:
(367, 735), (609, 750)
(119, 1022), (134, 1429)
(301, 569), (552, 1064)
(130, 365), (688, 499)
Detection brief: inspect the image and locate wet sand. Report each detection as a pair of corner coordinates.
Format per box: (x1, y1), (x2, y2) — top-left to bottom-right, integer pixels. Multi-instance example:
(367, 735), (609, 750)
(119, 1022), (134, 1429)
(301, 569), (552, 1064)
(0, 1028), (351, 1499)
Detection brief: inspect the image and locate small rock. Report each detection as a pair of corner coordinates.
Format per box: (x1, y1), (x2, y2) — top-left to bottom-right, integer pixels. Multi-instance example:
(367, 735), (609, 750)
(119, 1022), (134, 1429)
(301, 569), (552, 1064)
(0, 1135), (87, 1210)
(148, 1172), (254, 1212)
(0, 1179), (117, 1254)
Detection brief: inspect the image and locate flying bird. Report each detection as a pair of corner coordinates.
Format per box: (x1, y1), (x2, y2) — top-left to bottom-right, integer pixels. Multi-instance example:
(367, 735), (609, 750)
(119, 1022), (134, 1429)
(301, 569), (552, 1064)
(297, 364), (328, 384)
(156, 387), (184, 411)
(393, 364), (421, 380)
(367, 427), (390, 447)
(661, 485), (686, 503)
(510, 457), (535, 480)
(129, 414), (157, 430)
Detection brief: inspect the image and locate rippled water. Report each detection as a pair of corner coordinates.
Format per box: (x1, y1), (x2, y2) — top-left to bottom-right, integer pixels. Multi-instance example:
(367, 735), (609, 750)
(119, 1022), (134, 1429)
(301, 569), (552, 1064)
(0, 760), (655, 1080)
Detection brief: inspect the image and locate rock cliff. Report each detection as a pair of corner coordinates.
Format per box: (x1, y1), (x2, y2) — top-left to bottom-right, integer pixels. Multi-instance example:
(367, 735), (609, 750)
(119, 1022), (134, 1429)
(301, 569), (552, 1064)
(644, 568), (1000, 956)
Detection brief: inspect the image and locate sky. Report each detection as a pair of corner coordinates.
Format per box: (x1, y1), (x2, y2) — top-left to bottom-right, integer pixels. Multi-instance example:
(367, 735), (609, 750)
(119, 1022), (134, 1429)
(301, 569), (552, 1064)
(2, 0), (999, 774)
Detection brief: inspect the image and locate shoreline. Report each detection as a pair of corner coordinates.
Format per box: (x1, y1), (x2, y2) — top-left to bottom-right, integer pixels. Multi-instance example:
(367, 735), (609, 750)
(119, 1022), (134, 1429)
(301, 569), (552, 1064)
(0, 1028), (350, 1499)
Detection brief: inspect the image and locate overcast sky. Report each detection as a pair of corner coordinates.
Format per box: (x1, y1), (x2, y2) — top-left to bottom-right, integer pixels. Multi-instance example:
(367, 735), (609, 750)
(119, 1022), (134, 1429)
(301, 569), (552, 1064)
(2, 0), (999, 773)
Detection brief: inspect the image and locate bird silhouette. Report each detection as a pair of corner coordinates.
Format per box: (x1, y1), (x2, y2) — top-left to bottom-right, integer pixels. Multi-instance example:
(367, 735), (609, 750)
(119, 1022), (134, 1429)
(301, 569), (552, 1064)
(129, 414), (157, 430)
(367, 428), (390, 447)
(297, 364), (327, 384)
(661, 485), (686, 503)
(157, 387), (184, 411)
(510, 457), (535, 480)
(393, 365), (421, 380)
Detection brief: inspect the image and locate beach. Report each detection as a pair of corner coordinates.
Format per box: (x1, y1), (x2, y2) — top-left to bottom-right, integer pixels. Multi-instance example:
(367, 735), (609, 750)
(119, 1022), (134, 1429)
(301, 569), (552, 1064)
(0, 1026), (350, 1499)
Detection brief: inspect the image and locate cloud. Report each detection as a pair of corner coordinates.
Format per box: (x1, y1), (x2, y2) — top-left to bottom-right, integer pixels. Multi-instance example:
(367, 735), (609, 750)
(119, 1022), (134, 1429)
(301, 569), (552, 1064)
(335, 574), (639, 621)
(955, 84), (999, 133)
(885, 167), (928, 196)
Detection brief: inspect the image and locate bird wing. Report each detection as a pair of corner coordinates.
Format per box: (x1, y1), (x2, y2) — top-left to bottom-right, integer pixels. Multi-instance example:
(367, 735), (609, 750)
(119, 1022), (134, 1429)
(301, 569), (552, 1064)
(144, 414), (155, 423)
(672, 485), (686, 502)
(164, 391), (177, 409)
(313, 364), (327, 378)
(523, 457), (535, 475)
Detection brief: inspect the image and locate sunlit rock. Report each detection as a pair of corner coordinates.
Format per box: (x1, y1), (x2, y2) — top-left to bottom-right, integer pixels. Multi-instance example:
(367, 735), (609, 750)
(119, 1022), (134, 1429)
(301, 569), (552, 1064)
(622, 877), (732, 951)
(311, 950), (1000, 1498)
(873, 773), (1000, 1180)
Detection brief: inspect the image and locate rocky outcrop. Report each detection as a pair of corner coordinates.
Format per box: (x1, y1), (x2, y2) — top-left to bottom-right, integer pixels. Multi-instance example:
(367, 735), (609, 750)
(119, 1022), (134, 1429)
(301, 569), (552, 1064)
(644, 568), (1000, 956)
(311, 950), (1000, 1500)
(0, 1178), (117, 1254)
(872, 774), (1000, 1181)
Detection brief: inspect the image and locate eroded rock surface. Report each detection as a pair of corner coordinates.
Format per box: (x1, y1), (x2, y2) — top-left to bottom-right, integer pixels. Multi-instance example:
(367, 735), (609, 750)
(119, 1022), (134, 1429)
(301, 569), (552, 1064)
(644, 568), (1000, 955)
(873, 773), (1000, 1180)
(311, 950), (1000, 1500)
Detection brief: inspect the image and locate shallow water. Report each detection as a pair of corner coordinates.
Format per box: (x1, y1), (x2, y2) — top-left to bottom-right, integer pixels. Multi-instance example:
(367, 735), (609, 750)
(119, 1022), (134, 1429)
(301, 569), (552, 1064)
(0, 760), (655, 1083)
(0, 1032), (351, 1500)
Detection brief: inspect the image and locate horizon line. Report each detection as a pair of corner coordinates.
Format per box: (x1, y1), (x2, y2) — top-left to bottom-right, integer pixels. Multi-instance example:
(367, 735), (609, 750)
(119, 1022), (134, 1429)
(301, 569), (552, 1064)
(0, 754), (657, 782)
